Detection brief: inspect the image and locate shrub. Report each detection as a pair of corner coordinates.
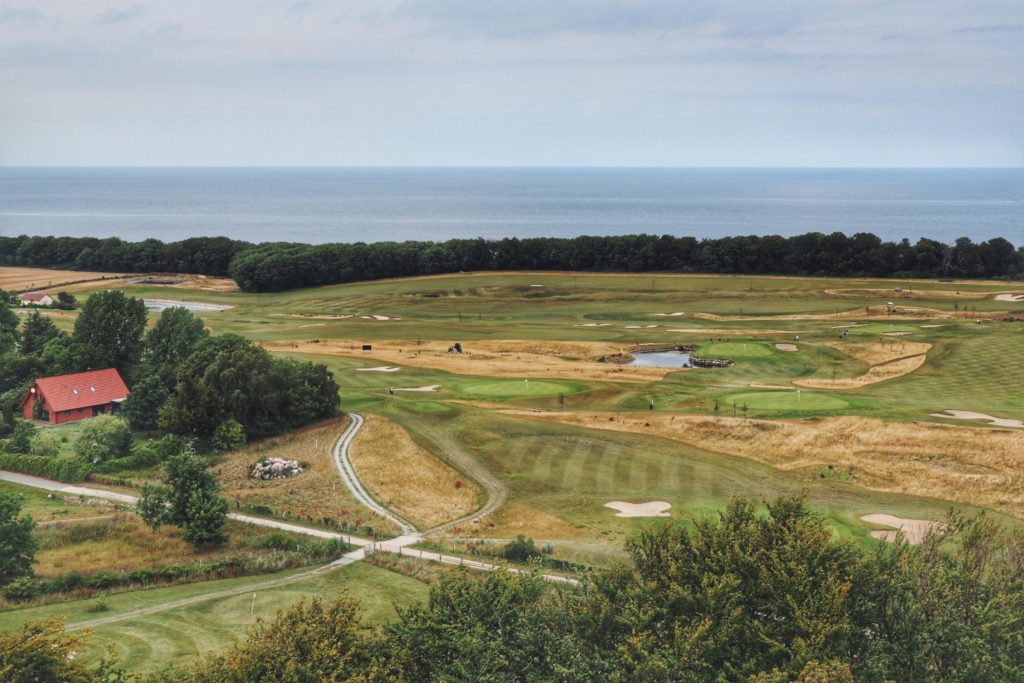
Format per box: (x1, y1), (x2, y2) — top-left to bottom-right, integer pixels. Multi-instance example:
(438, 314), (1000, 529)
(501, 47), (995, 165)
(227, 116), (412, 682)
(212, 419), (246, 451)
(73, 415), (133, 463)
(502, 535), (542, 562)
(3, 576), (38, 600)
(0, 454), (93, 482)
(4, 419), (35, 454)
(28, 431), (61, 458)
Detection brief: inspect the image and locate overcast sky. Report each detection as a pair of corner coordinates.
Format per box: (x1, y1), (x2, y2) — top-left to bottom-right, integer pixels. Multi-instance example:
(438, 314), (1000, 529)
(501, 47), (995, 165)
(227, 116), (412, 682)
(1, 1), (1022, 166)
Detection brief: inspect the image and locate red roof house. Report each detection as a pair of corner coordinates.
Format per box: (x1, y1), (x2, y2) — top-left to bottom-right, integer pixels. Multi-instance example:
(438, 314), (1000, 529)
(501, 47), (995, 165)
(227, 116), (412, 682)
(22, 369), (130, 425)
(19, 292), (53, 306)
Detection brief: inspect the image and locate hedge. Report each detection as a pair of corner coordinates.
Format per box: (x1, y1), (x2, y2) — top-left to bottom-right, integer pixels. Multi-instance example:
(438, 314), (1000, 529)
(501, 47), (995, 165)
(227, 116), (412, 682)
(0, 454), (94, 482)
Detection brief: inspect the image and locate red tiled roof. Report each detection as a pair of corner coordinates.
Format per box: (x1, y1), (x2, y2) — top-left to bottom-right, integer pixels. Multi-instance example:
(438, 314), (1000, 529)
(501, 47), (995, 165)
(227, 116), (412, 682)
(20, 292), (50, 301)
(32, 369), (129, 413)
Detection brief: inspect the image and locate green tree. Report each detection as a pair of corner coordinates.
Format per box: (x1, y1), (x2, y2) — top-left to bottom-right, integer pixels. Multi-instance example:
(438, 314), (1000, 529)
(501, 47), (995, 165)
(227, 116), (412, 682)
(181, 488), (229, 547)
(142, 307), (209, 387)
(73, 415), (133, 463)
(38, 336), (105, 376)
(73, 290), (146, 373)
(138, 449), (228, 547)
(0, 491), (38, 585)
(121, 375), (169, 431)
(5, 420), (35, 453)
(54, 291), (78, 310)
(157, 370), (223, 436)
(0, 298), (19, 355)
(19, 310), (59, 356)
(0, 618), (112, 683)
(212, 419), (246, 451)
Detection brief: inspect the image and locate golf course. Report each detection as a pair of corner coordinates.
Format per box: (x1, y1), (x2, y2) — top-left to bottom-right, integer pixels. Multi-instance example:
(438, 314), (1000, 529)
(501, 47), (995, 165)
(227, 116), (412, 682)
(3, 267), (1024, 672)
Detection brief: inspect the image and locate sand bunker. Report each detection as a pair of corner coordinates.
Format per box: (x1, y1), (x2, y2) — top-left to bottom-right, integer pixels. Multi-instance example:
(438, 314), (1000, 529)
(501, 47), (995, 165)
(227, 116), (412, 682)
(361, 314), (401, 321)
(655, 312), (686, 317)
(625, 324), (658, 329)
(920, 324), (946, 328)
(271, 313), (354, 320)
(775, 343), (798, 352)
(794, 341), (931, 390)
(605, 501), (672, 518)
(395, 385), (441, 392)
(994, 294), (1024, 302)
(299, 323), (327, 328)
(931, 410), (1024, 429)
(144, 299), (233, 312)
(882, 331), (913, 336)
(575, 323), (612, 327)
(749, 383), (795, 390)
(861, 514), (944, 545)
(357, 366), (401, 373)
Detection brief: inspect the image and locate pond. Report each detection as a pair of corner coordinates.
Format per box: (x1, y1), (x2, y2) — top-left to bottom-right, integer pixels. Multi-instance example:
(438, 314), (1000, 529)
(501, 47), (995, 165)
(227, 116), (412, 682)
(629, 351), (691, 368)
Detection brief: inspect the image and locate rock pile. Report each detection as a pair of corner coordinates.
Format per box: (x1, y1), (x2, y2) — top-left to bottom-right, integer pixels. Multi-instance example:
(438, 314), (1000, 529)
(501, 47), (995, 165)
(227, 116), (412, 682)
(251, 458), (303, 480)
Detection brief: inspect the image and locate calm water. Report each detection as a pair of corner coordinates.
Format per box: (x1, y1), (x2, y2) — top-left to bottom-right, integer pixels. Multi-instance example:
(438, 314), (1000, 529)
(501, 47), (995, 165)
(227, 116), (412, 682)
(1, 167), (1021, 244)
(629, 351), (691, 368)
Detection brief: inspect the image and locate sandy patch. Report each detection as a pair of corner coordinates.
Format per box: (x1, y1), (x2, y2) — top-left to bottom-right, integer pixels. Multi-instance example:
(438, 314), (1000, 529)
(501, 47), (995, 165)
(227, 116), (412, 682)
(994, 294), (1024, 302)
(794, 340), (931, 390)
(357, 366), (401, 372)
(0, 267), (129, 292)
(749, 383), (795, 390)
(144, 298), (233, 313)
(575, 323), (611, 327)
(360, 314), (401, 321)
(826, 288), (990, 301)
(931, 410), (1024, 429)
(299, 323), (327, 328)
(920, 324), (946, 328)
(605, 501), (671, 518)
(495, 409), (1024, 518)
(350, 414), (483, 529)
(882, 331), (913, 336)
(266, 339), (673, 383)
(861, 514), (944, 545)
(395, 385), (441, 392)
(775, 343), (798, 352)
(655, 312), (686, 317)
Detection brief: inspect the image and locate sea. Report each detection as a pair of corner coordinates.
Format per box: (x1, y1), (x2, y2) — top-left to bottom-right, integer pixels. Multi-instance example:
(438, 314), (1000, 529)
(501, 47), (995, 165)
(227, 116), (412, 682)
(1, 167), (1021, 245)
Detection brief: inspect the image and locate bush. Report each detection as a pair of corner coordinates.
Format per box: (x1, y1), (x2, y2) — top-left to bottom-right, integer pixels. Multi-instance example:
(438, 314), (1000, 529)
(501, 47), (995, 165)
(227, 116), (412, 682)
(502, 535), (542, 562)
(3, 576), (38, 600)
(4, 420), (35, 454)
(212, 419), (246, 451)
(0, 454), (93, 482)
(28, 431), (61, 458)
(73, 415), (133, 463)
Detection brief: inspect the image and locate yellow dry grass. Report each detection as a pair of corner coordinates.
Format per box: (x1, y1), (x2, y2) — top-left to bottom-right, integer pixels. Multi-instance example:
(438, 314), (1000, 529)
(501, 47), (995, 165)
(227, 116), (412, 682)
(59, 273), (238, 294)
(215, 417), (379, 527)
(479, 503), (584, 540)
(500, 410), (1024, 518)
(825, 288), (991, 300)
(694, 306), (958, 321)
(793, 340), (931, 389)
(349, 414), (483, 529)
(0, 267), (127, 291)
(266, 339), (675, 383)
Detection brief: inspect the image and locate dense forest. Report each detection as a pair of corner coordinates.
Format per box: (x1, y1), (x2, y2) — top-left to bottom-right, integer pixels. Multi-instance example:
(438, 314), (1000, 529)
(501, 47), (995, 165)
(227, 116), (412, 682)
(7, 495), (1024, 682)
(2, 232), (1022, 293)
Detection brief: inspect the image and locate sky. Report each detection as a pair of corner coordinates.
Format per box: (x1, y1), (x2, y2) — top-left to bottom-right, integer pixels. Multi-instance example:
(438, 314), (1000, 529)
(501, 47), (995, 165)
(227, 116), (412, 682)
(0, 0), (1022, 167)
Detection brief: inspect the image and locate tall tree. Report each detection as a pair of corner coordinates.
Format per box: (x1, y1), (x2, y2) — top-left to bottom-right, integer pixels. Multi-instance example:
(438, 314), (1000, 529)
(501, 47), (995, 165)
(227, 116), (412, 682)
(121, 375), (169, 431)
(72, 290), (146, 374)
(19, 311), (59, 356)
(0, 491), (38, 585)
(141, 307), (209, 387)
(0, 298), (19, 355)
(138, 449), (228, 547)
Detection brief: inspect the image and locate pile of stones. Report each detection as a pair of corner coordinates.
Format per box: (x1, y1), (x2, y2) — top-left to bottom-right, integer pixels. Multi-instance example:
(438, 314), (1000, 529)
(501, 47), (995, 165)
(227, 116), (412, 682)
(251, 457), (303, 480)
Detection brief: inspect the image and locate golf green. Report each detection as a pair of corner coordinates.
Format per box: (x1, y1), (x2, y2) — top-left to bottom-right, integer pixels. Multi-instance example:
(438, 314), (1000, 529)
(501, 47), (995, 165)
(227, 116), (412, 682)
(725, 390), (851, 412)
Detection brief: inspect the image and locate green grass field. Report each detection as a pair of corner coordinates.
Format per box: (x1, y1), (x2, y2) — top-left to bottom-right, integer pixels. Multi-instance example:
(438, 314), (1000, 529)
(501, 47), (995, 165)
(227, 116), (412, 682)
(6, 268), (1022, 673)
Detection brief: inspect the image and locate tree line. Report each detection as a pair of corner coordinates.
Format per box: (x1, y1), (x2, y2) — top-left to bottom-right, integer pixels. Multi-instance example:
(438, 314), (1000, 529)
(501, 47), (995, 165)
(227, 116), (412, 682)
(7, 495), (1024, 682)
(3, 232), (1022, 293)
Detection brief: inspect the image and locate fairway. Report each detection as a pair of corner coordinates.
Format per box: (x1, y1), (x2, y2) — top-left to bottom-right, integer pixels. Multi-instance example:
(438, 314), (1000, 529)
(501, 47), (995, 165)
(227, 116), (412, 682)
(453, 378), (580, 398)
(723, 390), (852, 413)
(700, 341), (777, 359)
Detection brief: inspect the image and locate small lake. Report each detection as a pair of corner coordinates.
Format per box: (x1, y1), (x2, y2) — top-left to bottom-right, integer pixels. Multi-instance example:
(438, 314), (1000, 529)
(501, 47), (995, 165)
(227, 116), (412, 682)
(629, 351), (691, 368)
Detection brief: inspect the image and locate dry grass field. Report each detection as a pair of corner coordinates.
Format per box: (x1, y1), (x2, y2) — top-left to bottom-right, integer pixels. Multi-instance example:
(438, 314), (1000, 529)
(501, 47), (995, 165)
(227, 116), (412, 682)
(349, 414), (483, 529)
(214, 416), (384, 529)
(0, 266), (127, 291)
(266, 338), (674, 383)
